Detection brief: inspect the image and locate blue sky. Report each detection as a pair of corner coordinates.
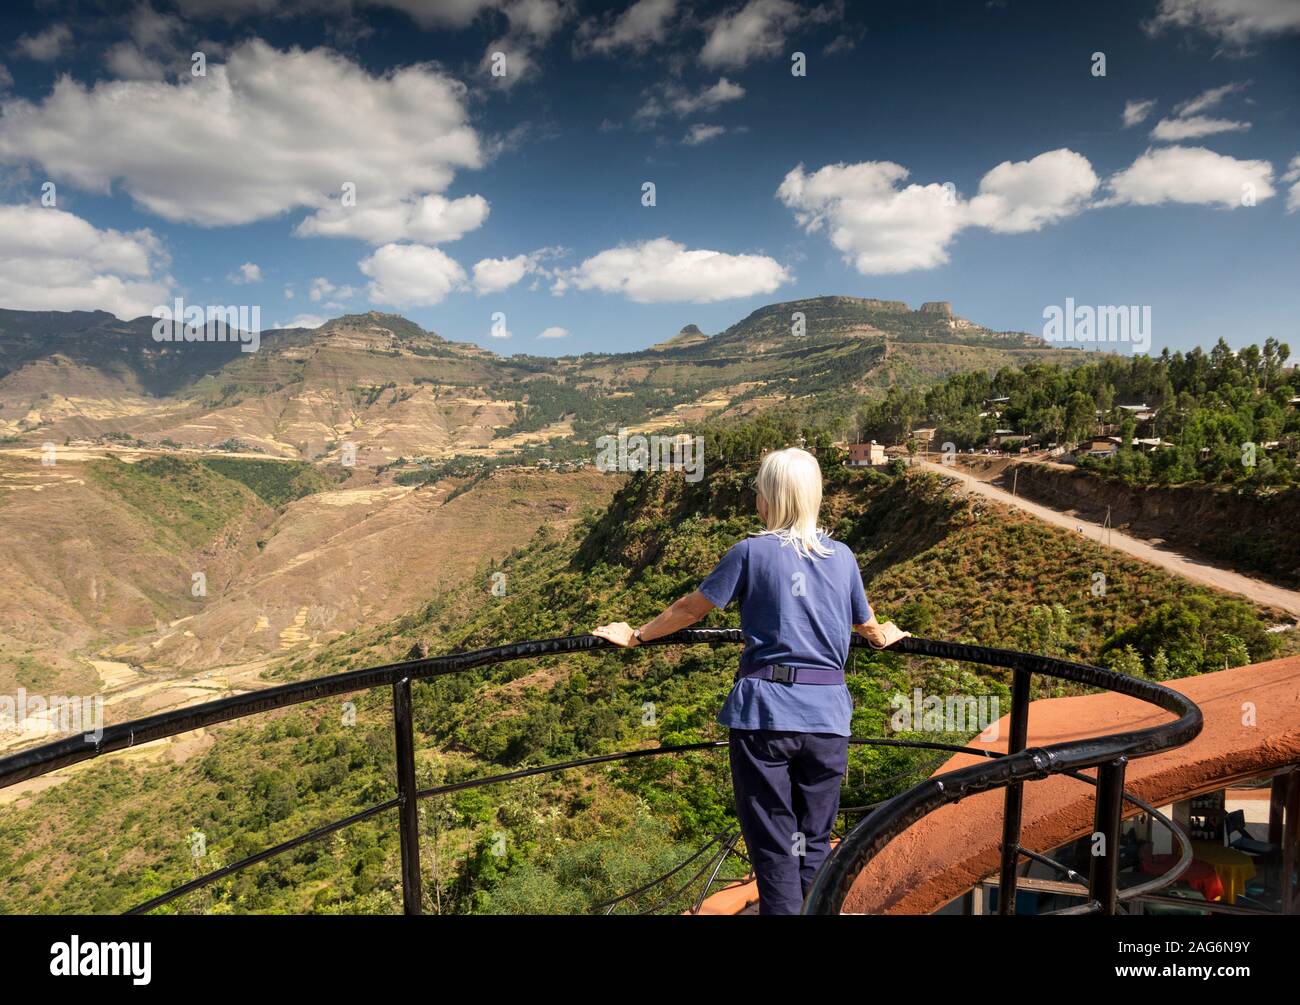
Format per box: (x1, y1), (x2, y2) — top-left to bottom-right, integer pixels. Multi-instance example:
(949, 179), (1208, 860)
(0, 0), (1297, 357)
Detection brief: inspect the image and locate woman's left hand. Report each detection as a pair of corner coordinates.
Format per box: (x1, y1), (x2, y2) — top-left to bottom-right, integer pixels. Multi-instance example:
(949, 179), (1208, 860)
(592, 622), (639, 647)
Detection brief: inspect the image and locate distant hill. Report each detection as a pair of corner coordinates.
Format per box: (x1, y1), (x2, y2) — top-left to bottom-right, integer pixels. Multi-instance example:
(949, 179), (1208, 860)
(0, 297), (1069, 462)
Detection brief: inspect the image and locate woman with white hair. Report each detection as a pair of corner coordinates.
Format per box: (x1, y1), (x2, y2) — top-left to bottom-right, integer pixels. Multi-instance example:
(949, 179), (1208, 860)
(594, 446), (908, 914)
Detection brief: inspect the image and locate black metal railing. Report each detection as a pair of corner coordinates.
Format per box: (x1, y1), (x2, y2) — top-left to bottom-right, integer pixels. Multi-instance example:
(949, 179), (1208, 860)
(0, 632), (1202, 915)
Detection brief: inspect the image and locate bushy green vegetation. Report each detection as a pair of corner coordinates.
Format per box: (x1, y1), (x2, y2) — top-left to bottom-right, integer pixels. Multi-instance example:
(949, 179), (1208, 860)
(856, 340), (1300, 486)
(197, 456), (335, 507)
(88, 455), (267, 548)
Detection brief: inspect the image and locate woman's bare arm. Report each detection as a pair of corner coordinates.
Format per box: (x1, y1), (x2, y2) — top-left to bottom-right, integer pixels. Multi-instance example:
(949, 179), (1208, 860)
(593, 591), (716, 648)
(854, 613), (910, 649)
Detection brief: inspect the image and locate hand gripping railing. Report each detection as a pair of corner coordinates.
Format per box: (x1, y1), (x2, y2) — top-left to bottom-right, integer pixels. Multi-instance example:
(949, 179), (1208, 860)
(0, 632), (1202, 915)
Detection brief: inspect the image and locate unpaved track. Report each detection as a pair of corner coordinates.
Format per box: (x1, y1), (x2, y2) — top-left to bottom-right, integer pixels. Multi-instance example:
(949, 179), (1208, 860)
(916, 459), (1300, 620)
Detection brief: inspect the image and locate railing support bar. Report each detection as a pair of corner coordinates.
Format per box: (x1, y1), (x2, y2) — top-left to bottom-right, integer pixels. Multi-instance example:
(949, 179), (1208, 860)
(997, 667), (1032, 915)
(1088, 756), (1128, 915)
(392, 676), (423, 916)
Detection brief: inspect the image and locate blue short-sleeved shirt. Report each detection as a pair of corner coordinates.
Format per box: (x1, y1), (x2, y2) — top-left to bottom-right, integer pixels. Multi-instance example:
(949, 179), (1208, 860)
(699, 532), (872, 737)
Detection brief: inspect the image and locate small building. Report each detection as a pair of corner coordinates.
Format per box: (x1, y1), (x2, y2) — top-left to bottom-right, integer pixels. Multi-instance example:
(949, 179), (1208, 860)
(1117, 403), (1158, 423)
(1082, 437), (1118, 457)
(910, 427), (938, 445)
(847, 440), (887, 467)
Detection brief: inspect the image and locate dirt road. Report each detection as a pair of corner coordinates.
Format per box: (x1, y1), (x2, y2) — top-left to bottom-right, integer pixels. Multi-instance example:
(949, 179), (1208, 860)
(915, 459), (1300, 620)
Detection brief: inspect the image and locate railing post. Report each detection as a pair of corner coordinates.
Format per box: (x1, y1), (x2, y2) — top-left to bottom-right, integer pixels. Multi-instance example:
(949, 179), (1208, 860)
(996, 667), (1032, 915)
(1088, 756), (1128, 915)
(392, 676), (423, 916)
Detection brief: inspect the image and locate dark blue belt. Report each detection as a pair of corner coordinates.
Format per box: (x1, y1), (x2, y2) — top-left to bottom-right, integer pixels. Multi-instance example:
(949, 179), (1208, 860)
(737, 664), (845, 685)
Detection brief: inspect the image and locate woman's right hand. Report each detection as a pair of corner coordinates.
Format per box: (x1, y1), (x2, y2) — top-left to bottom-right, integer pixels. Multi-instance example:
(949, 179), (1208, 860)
(859, 620), (911, 649)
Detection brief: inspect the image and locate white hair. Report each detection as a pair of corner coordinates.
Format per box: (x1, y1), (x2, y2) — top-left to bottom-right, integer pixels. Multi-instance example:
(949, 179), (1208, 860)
(752, 447), (832, 559)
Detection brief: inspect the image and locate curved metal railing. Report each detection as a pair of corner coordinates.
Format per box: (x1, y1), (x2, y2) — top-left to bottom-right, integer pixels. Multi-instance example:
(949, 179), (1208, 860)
(0, 632), (1202, 915)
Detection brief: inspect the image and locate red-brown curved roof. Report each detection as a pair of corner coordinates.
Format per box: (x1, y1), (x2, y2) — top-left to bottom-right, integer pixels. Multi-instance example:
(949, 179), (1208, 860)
(841, 654), (1300, 914)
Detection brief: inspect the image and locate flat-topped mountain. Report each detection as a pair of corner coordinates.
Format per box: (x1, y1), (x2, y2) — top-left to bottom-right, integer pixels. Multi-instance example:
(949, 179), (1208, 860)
(0, 296), (1061, 461)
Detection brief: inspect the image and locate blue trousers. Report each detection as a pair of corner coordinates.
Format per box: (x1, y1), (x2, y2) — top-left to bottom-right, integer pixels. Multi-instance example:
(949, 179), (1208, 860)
(728, 729), (849, 915)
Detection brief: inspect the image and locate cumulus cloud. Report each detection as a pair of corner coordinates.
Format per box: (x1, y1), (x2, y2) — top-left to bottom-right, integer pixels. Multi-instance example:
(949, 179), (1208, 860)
(470, 247), (562, 294)
(779, 149), (1096, 275)
(684, 123), (726, 146)
(229, 262), (262, 284)
(701, 0), (833, 69)
(556, 237), (789, 303)
(1122, 98), (1157, 127)
(577, 0), (677, 55)
(1104, 145), (1275, 208)
(1145, 0), (1300, 48)
(103, 3), (193, 81)
(779, 161), (964, 274)
(0, 204), (171, 318)
(479, 0), (572, 91)
(15, 25), (72, 62)
(537, 325), (570, 339)
(0, 40), (486, 245)
(359, 243), (466, 306)
(472, 255), (532, 295)
(298, 193), (489, 244)
(966, 149), (1099, 233)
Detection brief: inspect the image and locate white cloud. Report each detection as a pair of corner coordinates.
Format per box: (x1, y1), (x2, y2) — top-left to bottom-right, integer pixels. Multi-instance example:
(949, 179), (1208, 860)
(1146, 0), (1300, 47)
(0, 40), (485, 244)
(778, 160), (965, 273)
(479, 0), (572, 91)
(1122, 98), (1157, 127)
(15, 25), (72, 62)
(1148, 82), (1251, 141)
(966, 149), (1099, 233)
(0, 64), (14, 91)
(359, 243), (466, 306)
(309, 277), (356, 302)
(780, 149), (1097, 274)
(557, 237), (789, 303)
(701, 0), (830, 69)
(637, 77), (745, 122)
(578, 0), (677, 55)
(537, 325), (570, 339)
(1150, 114), (1250, 140)
(103, 3), (192, 81)
(472, 255), (532, 295)
(277, 313), (328, 329)
(470, 247), (563, 294)
(1175, 81), (1248, 117)
(298, 193), (489, 245)
(284, 285), (294, 299)
(0, 204), (171, 318)
(1104, 146), (1275, 208)
(684, 123), (726, 146)
(229, 262), (262, 284)
(1280, 155), (1300, 212)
